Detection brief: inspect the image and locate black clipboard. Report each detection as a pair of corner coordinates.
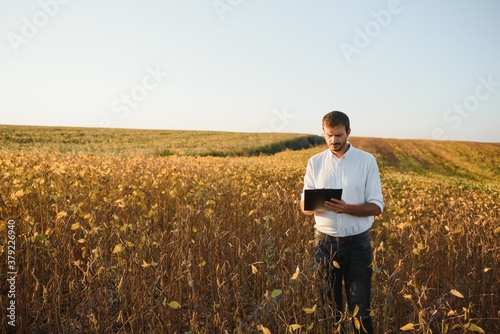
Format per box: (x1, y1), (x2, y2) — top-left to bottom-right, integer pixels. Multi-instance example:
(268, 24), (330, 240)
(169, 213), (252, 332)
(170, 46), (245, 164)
(304, 188), (343, 211)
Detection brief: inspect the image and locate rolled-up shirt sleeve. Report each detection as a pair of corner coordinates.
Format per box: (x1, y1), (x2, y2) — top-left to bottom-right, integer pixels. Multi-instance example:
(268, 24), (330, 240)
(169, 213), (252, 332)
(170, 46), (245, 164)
(301, 159), (315, 202)
(365, 155), (384, 213)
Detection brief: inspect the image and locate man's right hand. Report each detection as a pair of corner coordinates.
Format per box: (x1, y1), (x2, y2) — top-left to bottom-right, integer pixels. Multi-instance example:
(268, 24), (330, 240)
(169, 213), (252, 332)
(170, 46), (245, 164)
(300, 200), (315, 215)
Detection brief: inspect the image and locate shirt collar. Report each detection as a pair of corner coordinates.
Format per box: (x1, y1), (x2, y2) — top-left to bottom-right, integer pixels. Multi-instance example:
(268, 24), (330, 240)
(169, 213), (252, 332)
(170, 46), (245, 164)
(344, 142), (354, 158)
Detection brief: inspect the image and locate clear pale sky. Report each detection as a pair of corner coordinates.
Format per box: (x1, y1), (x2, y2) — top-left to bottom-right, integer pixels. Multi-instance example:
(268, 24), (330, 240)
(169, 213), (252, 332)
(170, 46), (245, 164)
(1, 0), (499, 142)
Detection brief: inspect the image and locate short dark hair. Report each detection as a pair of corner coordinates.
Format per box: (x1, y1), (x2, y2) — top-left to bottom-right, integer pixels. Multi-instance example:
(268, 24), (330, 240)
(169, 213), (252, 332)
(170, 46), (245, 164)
(322, 111), (350, 132)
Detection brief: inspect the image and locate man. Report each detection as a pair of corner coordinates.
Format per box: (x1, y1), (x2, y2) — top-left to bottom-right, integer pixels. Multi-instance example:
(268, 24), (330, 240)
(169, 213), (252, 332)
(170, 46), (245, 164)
(300, 111), (384, 334)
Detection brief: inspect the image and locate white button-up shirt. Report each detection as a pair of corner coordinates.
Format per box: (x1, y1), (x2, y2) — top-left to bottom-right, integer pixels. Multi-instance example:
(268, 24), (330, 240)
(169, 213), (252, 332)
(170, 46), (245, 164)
(302, 144), (384, 237)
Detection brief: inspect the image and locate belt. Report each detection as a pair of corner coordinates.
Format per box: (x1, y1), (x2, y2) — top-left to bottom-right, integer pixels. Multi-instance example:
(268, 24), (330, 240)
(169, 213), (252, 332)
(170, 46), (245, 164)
(314, 229), (369, 243)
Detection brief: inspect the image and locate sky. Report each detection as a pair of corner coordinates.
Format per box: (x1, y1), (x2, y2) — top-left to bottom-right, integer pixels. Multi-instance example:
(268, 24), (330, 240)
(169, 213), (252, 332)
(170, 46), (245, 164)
(1, 0), (499, 142)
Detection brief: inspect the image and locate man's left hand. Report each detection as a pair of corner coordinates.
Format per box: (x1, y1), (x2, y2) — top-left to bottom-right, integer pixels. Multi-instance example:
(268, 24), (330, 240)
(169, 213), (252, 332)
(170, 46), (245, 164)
(324, 198), (348, 214)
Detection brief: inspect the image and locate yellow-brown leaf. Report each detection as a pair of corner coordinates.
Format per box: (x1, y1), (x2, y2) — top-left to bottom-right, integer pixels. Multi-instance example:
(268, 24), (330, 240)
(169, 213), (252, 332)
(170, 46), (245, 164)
(112, 243), (125, 254)
(257, 324), (271, 334)
(450, 289), (464, 298)
(168, 301), (181, 309)
(302, 304), (317, 314)
(291, 266), (300, 280)
(400, 323), (415, 331)
(464, 322), (485, 333)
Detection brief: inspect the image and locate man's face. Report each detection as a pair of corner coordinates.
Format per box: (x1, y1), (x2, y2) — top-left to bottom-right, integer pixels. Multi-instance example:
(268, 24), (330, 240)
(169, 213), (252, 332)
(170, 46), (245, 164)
(323, 124), (350, 154)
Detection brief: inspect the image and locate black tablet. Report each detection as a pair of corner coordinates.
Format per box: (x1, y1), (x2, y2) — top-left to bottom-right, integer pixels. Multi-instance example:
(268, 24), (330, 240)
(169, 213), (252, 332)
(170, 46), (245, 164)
(304, 188), (343, 211)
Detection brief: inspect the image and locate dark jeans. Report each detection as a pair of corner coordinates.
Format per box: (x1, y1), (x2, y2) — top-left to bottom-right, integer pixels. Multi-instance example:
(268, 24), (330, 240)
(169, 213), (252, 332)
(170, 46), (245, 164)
(314, 230), (373, 334)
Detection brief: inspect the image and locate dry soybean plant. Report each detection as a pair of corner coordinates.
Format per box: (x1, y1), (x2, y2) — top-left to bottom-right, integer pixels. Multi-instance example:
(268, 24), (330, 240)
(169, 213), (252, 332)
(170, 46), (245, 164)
(0, 150), (498, 333)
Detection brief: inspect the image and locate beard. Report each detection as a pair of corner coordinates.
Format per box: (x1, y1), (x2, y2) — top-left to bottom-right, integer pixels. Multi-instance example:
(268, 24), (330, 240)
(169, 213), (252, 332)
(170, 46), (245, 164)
(329, 140), (349, 154)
